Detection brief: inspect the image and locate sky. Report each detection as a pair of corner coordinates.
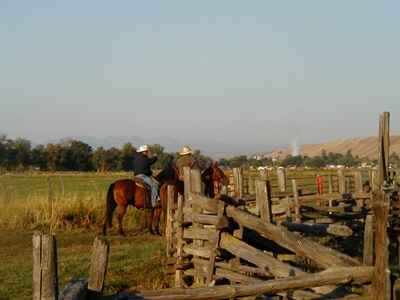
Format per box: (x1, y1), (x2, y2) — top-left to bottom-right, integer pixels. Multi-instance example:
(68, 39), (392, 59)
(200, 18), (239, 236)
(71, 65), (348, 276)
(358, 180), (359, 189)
(1, 1), (400, 155)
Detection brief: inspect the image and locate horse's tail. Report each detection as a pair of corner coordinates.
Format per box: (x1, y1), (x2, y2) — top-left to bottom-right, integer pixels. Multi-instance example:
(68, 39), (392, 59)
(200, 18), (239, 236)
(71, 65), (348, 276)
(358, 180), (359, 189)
(103, 183), (116, 235)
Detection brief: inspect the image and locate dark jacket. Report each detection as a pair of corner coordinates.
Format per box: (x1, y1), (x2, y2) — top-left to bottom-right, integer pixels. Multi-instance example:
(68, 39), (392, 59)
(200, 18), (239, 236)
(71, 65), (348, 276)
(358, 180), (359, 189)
(133, 153), (157, 176)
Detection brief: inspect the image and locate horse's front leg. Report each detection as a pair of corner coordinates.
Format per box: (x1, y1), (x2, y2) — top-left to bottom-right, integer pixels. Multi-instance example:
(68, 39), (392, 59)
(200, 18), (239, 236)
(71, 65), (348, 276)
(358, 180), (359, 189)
(144, 209), (154, 234)
(116, 205), (127, 236)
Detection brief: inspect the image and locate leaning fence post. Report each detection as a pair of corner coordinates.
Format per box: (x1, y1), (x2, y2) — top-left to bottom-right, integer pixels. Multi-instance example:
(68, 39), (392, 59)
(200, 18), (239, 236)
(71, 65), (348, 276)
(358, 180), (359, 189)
(88, 237), (110, 295)
(256, 180), (272, 224)
(33, 232), (58, 300)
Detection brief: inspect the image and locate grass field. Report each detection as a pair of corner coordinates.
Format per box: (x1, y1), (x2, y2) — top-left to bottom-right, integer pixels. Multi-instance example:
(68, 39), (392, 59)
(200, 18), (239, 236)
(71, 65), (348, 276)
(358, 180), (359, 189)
(0, 172), (166, 299)
(0, 230), (166, 300)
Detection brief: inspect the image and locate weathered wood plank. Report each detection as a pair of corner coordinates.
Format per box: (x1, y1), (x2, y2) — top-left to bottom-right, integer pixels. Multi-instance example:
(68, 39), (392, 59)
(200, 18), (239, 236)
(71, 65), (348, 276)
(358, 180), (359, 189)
(255, 180), (272, 223)
(134, 267), (373, 300)
(183, 228), (218, 241)
(226, 206), (360, 268)
(363, 214), (374, 266)
(88, 237), (110, 293)
(220, 233), (306, 278)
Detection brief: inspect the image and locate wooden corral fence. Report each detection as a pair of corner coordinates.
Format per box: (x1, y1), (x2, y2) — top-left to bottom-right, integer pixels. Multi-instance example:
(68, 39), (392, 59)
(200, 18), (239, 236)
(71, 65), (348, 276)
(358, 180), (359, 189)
(32, 112), (400, 300)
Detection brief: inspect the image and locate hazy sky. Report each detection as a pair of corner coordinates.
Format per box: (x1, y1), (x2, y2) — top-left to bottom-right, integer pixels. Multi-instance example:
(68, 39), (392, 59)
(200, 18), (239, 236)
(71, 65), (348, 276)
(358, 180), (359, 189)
(1, 1), (400, 153)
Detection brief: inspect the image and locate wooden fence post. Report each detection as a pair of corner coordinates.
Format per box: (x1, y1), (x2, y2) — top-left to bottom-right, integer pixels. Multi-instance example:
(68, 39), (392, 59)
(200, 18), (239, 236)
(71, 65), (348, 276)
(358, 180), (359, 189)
(33, 232), (58, 300)
(328, 174), (333, 194)
(337, 169), (346, 194)
(190, 168), (204, 285)
(363, 214), (374, 266)
(233, 168), (244, 198)
(183, 167), (192, 202)
(248, 176), (255, 195)
(277, 167), (287, 192)
(372, 112), (391, 300)
(255, 180), (272, 224)
(292, 180), (301, 223)
(88, 237), (110, 295)
(372, 191), (390, 300)
(166, 185), (175, 257)
(175, 195), (184, 288)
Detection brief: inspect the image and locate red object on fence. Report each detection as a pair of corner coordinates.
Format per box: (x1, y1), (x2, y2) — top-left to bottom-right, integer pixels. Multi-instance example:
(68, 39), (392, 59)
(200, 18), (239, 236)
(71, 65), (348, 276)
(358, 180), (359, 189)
(316, 175), (324, 194)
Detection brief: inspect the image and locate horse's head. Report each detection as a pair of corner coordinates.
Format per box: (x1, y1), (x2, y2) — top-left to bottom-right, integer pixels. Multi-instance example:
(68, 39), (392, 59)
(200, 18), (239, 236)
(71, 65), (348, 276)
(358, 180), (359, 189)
(211, 162), (229, 186)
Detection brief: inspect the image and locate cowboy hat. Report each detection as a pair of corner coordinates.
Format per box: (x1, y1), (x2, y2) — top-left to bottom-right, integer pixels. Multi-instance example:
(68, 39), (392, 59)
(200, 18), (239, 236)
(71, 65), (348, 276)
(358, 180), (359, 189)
(179, 146), (193, 156)
(137, 145), (150, 153)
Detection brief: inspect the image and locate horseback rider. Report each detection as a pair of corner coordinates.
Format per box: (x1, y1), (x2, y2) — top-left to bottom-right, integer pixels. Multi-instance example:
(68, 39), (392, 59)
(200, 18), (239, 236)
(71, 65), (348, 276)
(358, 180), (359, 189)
(133, 145), (160, 207)
(176, 146), (200, 180)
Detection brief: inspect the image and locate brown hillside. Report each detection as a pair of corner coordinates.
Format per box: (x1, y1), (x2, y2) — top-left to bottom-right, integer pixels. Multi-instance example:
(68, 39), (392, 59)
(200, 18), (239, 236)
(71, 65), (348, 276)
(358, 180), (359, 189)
(268, 136), (400, 159)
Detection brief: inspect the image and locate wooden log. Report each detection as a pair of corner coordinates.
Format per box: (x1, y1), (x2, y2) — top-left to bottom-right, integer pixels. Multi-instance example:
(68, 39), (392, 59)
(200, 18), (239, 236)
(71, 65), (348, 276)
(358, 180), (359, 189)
(33, 232), (58, 300)
(215, 268), (263, 284)
(226, 206), (360, 268)
(363, 214), (374, 266)
(183, 228), (218, 241)
(220, 233), (306, 278)
(255, 180), (272, 223)
(372, 191), (390, 300)
(133, 267), (373, 300)
(282, 221), (353, 237)
(213, 261), (272, 277)
(88, 237), (110, 294)
(184, 213), (228, 228)
(183, 244), (212, 258)
(187, 194), (219, 213)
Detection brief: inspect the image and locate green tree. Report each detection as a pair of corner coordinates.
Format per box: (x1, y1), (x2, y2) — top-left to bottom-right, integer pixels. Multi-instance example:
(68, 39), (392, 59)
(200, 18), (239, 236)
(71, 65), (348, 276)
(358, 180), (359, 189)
(31, 145), (47, 170)
(120, 143), (136, 171)
(149, 144), (174, 169)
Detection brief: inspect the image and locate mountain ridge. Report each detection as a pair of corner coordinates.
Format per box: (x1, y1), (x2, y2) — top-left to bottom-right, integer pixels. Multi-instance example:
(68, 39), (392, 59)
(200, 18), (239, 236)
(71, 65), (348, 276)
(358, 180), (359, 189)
(264, 135), (400, 159)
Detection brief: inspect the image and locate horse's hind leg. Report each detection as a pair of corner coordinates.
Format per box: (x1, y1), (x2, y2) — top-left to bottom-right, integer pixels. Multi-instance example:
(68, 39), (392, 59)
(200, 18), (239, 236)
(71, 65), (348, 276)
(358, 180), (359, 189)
(116, 205), (127, 236)
(146, 209), (155, 235)
(153, 207), (162, 236)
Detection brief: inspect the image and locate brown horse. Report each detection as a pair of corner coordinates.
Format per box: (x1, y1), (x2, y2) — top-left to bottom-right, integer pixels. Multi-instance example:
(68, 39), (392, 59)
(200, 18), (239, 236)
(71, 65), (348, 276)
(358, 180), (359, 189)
(102, 164), (179, 236)
(102, 179), (155, 236)
(201, 162), (229, 198)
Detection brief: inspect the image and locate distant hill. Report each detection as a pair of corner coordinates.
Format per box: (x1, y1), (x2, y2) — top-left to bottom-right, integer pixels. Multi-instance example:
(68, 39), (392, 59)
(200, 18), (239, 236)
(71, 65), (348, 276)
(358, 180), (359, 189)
(264, 136), (400, 159)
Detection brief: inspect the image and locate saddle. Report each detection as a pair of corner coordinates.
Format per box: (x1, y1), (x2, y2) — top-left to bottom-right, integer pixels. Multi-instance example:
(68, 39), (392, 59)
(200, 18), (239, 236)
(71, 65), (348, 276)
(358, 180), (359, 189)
(133, 176), (152, 208)
(133, 176), (151, 190)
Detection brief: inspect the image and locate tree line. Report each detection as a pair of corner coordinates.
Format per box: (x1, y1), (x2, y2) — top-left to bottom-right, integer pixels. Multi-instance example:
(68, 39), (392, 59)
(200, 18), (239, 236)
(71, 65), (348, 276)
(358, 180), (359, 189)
(2, 135), (399, 172)
(219, 150), (400, 169)
(0, 135), (212, 172)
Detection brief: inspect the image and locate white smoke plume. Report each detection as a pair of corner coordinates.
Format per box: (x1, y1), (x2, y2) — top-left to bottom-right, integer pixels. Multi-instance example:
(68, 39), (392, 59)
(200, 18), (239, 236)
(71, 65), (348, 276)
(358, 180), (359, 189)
(291, 137), (300, 156)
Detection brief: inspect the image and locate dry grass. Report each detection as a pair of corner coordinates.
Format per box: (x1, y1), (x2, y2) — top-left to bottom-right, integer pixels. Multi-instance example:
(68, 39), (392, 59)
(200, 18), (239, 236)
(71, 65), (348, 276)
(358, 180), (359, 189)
(0, 172), (140, 231)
